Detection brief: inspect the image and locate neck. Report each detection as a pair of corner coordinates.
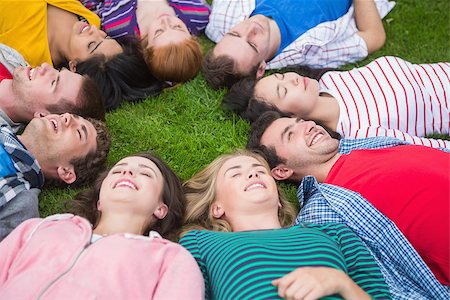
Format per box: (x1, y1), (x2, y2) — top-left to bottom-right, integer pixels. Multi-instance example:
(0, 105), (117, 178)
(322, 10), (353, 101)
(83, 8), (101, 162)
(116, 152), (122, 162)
(94, 211), (148, 236)
(47, 5), (78, 65)
(136, 0), (174, 37)
(266, 17), (281, 61)
(0, 80), (22, 122)
(305, 93), (340, 131)
(293, 152), (342, 183)
(229, 211), (281, 232)
(17, 134), (57, 178)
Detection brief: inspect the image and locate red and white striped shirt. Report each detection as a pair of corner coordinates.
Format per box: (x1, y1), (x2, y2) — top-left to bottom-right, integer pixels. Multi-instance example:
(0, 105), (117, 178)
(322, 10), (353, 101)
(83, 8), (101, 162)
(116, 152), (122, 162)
(320, 56), (450, 149)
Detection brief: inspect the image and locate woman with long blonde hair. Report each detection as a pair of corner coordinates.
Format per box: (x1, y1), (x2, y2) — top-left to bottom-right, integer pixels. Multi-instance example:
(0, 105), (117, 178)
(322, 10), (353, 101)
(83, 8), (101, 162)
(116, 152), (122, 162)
(180, 149), (391, 300)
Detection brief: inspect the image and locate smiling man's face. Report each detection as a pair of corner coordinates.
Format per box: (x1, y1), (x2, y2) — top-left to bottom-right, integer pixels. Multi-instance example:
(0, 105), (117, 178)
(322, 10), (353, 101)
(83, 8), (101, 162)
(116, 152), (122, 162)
(260, 117), (339, 176)
(24, 113), (97, 165)
(12, 63), (84, 114)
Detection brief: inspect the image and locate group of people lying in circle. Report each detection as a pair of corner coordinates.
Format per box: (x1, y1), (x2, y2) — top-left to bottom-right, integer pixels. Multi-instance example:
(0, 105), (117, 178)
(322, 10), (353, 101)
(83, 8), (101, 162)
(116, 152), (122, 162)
(0, 0), (448, 299)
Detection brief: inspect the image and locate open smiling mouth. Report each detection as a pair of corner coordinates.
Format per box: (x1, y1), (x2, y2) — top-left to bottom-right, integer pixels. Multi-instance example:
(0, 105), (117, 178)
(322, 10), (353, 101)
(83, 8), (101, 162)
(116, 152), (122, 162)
(244, 182), (266, 191)
(114, 180), (138, 190)
(311, 132), (324, 146)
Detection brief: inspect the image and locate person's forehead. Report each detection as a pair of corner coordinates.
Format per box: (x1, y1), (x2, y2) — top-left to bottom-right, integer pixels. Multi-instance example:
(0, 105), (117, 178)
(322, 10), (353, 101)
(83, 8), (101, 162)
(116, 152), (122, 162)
(215, 38), (256, 71)
(255, 76), (276, 97)
(152, 30), (190, 48)
(262, 118), (292, 144)
(78, 117), (98, 148)
(96, 39), (122, 57)
(58, 71), (83, 99)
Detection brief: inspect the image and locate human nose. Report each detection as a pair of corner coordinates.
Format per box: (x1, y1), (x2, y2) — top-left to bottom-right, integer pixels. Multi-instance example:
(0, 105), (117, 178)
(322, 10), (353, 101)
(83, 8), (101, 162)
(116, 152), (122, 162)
(37, 63), (53, 76)
(89, 25), (106, 38)
(159, 16), (169, 28)
(121, 168), (135, 176)
(247, 22), (258, 36)
(248, 168), (259, 179)
(301, 120), (317, 135)
(61, 113), (73, 127)
(285, 73), (299, 86)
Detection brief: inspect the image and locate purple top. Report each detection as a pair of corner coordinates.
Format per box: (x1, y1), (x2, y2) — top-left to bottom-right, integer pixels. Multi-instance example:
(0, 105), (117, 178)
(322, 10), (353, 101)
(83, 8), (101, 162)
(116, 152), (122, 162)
(81, 0), (210, 38)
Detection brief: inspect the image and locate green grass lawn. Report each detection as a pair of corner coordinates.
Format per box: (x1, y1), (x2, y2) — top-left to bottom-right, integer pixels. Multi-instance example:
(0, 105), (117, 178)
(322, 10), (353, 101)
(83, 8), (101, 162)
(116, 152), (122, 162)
(39, 0), (450, 216)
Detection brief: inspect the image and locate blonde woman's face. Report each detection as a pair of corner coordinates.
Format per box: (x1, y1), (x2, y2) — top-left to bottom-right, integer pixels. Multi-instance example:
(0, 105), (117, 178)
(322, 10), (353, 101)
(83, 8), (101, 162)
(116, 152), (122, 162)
(214, 155), (279, 218)
(144, 15), (190, 48)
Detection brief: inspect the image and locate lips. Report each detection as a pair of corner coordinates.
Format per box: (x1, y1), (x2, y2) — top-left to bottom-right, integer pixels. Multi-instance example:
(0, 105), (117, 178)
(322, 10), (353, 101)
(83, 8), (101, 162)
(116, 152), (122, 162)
(113, 179), (138, 190)
(29, 68), (35, 80)
(244, 181), (266, 191)
(47, 117), (59, 133)
(303, 77), (308, 89)
(80, 23), (90, 34)
(310, 131), (324, 146)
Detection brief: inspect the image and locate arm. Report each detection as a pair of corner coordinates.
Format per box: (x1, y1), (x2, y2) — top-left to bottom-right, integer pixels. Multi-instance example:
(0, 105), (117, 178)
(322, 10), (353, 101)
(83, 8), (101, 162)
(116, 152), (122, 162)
(352, 127), (450, 151)
(330, 224), (392, 299)
(272, 266), (370, 300)
(354, 0), (386, 53)
(0, 189), (40, 241)
(152, 244), (204, 299)
(179, 231), (211, 299)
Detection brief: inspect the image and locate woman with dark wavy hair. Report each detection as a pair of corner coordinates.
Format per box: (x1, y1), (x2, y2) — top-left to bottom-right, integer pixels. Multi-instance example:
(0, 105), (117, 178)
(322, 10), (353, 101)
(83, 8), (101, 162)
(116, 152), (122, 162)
(71, 38), (162, 111)
(0, 152), (204, 299)
(224, 56), (450, 149)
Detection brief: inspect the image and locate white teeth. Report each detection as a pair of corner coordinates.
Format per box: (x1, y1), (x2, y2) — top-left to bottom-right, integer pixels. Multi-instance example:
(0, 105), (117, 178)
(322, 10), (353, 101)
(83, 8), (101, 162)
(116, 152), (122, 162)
(311, 133), (323, 145)
(115, 181), (137, 190)
(29, 68), (35, 80)
(245, 183), (265, 191)
(81, 25), (89, 33)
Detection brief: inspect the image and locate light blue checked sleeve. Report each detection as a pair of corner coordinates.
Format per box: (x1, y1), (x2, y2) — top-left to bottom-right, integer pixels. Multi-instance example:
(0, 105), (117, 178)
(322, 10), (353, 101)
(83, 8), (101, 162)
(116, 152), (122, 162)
(295, 176), (449, 299)
(338, 136), (450, 153)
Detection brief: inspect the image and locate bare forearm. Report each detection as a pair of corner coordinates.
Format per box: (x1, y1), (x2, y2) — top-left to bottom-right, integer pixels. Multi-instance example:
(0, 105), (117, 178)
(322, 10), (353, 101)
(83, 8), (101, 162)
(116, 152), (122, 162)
(339, 272), (371, 300)
(354, 0), (386, 53)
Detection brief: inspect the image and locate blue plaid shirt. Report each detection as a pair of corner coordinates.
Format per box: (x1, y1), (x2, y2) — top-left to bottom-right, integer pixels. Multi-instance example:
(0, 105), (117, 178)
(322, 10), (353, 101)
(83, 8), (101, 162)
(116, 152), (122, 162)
(295, 137), (449, 299)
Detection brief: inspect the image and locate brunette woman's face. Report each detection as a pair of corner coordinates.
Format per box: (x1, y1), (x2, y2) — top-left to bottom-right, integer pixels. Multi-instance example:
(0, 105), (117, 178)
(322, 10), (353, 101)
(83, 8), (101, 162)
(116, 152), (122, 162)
(213, 155), (279, 218)
(67, 21), (123, 61)
(255, 72), (320, 116)
(98, 156), (167, 219)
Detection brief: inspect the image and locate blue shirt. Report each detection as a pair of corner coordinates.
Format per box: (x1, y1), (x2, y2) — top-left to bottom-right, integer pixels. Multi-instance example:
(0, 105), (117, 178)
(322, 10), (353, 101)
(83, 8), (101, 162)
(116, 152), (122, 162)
(252, 0), (351, 55)
(295, 137), (450, 299)
(0, 144), (16, 177)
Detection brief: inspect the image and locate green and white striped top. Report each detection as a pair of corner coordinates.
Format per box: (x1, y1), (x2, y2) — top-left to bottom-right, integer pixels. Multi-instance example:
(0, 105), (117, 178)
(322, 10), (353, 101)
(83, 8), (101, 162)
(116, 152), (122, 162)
(179, 223), (391, 299)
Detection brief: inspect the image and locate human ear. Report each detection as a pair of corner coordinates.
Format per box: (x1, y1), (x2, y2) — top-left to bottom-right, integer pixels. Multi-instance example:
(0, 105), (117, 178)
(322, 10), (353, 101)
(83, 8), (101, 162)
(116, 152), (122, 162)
(153, 203), (168, 220)
(211, 203), (225, 219)
(255, 61), (266, 79)
(68, 60), (77, 72)
(271, 166), (294, 181)
(56, 165), (76, 184)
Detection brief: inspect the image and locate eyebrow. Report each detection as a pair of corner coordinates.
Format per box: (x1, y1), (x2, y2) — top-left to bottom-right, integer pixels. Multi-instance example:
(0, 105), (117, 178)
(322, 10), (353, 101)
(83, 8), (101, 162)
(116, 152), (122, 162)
(90, 40), (104, 54)
(225, 32), (240, 38)
(81, 124), (88, 142)
(281, 123), (294, 142)
(139, 164), (159, 177)
(113, 163), (159, 177)
(225, 32), (257, 53)
(223, 163), (265, 176)
(54, 72), (61, 93)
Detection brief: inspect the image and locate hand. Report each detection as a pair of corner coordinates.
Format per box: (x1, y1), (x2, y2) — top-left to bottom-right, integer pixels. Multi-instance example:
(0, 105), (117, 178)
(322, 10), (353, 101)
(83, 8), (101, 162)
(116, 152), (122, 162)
(272, 267), (369, 300)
